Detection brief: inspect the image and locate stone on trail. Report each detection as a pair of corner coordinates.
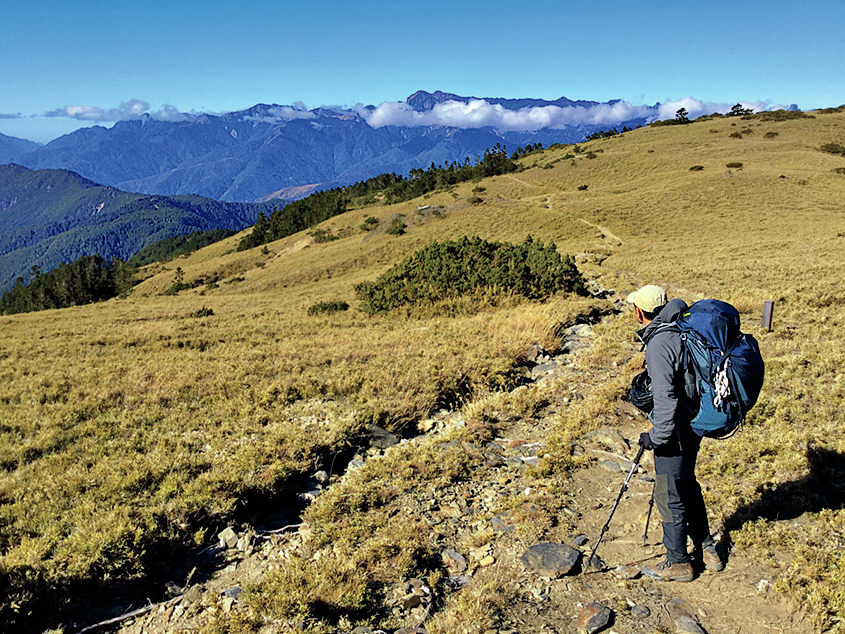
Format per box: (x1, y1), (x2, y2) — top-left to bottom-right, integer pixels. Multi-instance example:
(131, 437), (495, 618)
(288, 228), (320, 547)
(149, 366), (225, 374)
(520, 542), (581, 577)
(631, 603), (651, 618)
(675, 615), (707, 633)
(576, 601), (613, 634)
(612, 564), (641, 579)
(442, 549), (468, 573)
(217, 527), (238, 549)
(368, 424), (400, 449)
(584, 428), (630, 455)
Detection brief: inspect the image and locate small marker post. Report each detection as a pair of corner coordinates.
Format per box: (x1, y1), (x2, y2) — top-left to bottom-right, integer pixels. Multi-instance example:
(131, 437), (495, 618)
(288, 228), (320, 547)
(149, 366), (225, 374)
(762, 300), (774, 332)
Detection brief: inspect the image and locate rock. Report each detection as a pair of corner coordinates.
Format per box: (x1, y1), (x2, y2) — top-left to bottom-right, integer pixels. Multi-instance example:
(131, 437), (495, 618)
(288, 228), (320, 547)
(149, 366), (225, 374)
(573, 534), (590, 546)
(313, 470), (329, 484)
(221, 586), (242, 599)
(442, 549), (468, 573)
(576, 601), (613, 633)
(675, 616), (707, 633)
(222, 597), (235, 613)
(584, 428), (630, 454)
(631, 604), (650, 618)
(600, 459), (620, 472)
(352, 627), (374, 634)
(401, 593), (423, 610)
(180, 584), (203, 607)
(527, 344), (547, 361)
(448, 575), (473, 587)
(612, 565), (641, 580)
(297, 489), (322, 504)
(520, 542), (581, 577)
(217, 527), (238, 549)
(368, 424), (400, 449)
(532, 361), (559, 376)
(478, 555), (496, 567)
(585, 554), (605, 571)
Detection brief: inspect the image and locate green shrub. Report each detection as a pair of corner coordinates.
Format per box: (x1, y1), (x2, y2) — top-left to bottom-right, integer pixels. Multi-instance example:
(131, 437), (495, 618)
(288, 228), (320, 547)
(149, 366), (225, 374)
(385, 217), (406, 236)
(190, 307), (214, 318)
(833, 167), (845, 175)
(689, 165), (705, 171)
(307, 301), (350, 316)
(726, 162), (744, 169)
(360, 216), (379, 232)
(472, 186), (486, 193)
(765, 132), (779, 138)
(730, 132), (743, 139)
(354, 236), (587, 314)
(310, 228), (339, 243)
(578, 184), (589, 191)
(820, 143), (845, 157)
(468, 196), (484, 204)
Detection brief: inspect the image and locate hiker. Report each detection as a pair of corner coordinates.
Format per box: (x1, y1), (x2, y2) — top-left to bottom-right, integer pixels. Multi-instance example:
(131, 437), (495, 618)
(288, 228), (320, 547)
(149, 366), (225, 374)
(628, 285), (724, 581)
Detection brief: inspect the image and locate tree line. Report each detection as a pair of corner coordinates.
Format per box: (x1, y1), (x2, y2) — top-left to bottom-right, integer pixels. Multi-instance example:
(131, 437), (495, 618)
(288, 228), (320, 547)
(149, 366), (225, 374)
(237, 145), (526, 251)
(0, 255), (135, 315)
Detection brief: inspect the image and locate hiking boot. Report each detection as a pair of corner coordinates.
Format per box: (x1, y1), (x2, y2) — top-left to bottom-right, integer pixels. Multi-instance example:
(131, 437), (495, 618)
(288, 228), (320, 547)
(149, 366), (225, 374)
(640, 559), (694, 582)
(702, 545), (725, 572)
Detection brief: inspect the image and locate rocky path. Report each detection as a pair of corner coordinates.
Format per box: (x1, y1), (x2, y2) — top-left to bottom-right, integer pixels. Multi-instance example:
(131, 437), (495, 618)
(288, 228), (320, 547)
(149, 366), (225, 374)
(102, 315), (809, 634)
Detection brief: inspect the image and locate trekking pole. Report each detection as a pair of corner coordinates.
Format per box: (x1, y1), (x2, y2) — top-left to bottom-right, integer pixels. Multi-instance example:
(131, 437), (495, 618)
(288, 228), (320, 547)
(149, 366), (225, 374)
(584, 445), (645, 573)
(642, 482), (655, 547)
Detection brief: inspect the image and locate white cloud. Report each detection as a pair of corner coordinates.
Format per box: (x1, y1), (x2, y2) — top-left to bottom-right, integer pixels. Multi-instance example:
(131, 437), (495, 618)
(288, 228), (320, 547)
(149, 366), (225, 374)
(361, 97), (793, 132)
(43, 99), (198, 122)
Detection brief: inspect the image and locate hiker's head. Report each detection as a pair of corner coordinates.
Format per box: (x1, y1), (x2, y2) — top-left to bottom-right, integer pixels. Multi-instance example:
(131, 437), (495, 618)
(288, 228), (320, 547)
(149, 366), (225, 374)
(627, 285), (667, 325)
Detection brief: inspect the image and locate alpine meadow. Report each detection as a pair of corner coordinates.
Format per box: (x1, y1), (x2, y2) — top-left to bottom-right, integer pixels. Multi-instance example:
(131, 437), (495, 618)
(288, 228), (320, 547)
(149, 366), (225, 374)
(2, 108), (845, 634)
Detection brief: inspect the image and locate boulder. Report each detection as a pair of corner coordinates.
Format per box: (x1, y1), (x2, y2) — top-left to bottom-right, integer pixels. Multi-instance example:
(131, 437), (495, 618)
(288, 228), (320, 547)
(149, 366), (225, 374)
(576, 601), (613, 634)
(519, 542), (581, 577)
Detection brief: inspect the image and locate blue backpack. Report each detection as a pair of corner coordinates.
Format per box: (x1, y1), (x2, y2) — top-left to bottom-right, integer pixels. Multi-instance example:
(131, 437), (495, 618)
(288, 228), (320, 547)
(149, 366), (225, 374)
(672, 300), (765, 438)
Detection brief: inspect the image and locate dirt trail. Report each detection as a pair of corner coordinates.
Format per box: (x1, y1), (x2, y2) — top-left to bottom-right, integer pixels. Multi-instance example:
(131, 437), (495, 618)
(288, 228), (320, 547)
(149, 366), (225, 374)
(579, 218), (624, 245)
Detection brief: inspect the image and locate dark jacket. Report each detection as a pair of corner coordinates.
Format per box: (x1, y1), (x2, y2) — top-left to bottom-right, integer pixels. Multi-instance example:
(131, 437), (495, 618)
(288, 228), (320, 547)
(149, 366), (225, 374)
(637, 298), (697, 446)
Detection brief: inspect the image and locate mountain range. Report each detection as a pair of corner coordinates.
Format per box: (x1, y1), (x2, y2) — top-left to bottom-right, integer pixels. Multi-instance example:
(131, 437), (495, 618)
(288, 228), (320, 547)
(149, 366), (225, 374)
(0, 164), (273, 292)
(3, 91), (651, 203)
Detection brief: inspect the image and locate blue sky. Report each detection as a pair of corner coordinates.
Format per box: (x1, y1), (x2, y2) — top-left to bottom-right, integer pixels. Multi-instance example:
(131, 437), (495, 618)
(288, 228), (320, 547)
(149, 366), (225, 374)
(2, 0), (843, 144)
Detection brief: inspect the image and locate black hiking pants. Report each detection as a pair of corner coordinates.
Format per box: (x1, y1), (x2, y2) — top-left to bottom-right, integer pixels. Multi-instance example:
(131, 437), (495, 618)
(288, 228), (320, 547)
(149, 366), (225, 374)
(653, 425), (715, 564)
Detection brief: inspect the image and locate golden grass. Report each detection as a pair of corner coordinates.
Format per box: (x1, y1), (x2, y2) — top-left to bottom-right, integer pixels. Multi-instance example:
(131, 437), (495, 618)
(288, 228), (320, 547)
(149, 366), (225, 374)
(2, 109), (845, 631)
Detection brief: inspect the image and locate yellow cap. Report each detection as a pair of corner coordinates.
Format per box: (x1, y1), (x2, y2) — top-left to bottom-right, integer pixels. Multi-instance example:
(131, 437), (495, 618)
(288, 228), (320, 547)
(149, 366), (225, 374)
(627, 285), (667, 313)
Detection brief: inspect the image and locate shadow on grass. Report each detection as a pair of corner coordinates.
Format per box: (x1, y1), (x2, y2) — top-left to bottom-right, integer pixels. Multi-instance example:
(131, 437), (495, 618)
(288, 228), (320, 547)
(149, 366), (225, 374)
(1, 439), (368, 634)
(722, 443), (845, 537)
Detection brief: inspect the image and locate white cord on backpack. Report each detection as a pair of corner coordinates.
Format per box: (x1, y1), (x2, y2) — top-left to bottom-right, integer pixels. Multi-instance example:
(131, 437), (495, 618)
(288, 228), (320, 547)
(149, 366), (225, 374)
(713, 367), (731, 407)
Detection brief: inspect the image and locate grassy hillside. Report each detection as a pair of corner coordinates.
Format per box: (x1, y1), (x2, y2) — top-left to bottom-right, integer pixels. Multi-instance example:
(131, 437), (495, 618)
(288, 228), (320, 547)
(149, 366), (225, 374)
(1, 109), (845, 632)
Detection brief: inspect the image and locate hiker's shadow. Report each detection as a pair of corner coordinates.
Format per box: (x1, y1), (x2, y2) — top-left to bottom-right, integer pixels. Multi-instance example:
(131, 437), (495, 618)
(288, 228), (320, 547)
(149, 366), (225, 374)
(721, 443), (845, 540)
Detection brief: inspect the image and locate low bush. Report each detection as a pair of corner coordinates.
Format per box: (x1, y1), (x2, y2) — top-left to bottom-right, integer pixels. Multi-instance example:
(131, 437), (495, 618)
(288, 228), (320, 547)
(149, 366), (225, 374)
(385, 217), (406, 236)
(310, 228), (339, 243)
(307, 301), (350, 316)
(190, 307), (214, 318)
(354, 236), (587, 314)
(360, 216), (379, 232)
(820, 143), (845, 157)
(690, 165), (705, 171)
(726, 162), (744, 169)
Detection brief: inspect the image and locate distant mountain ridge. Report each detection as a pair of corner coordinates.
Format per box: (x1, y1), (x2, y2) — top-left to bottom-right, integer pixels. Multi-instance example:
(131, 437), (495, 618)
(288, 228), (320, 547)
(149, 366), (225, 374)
(0, 132), (41, 163)
(0, 164), (274, 292)
(405, 90), (607, 112)
(5, 91), (652, 203)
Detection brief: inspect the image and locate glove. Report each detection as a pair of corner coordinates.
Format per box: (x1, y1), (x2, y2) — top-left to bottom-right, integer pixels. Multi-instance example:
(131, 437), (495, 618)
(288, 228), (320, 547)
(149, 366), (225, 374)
(638, 432), (656, 450)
